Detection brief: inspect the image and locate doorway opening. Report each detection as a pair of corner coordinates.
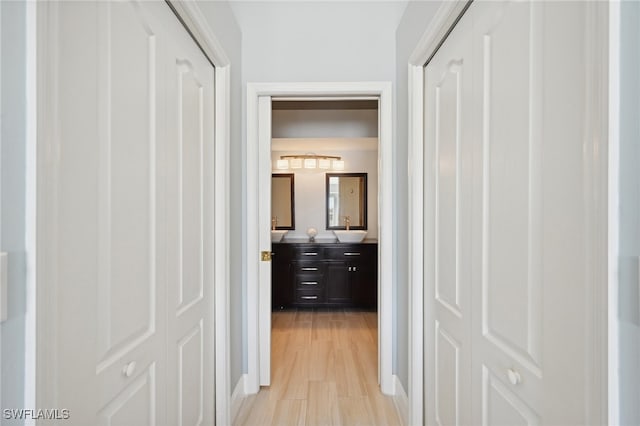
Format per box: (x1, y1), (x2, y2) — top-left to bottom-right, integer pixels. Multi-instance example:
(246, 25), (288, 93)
(245, 82), (394, 400)
(268, 98), (381, 412)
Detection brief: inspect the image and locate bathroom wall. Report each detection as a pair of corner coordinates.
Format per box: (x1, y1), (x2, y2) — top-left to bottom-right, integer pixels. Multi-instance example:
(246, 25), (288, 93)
(271, 145), (379, 241)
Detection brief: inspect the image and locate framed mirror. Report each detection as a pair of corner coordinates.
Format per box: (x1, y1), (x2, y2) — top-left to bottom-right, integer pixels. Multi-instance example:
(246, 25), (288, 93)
(326, 172), (367, 230)
(271, 173), (295, 230)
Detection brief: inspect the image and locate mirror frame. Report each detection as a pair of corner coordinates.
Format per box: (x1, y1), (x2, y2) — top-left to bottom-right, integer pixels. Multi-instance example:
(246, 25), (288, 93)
(271, 173), (295, 230)
(325, 172), (368, 230)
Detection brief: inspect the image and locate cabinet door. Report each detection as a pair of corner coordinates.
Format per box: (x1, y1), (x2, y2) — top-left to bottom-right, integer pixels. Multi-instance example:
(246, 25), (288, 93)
(351, 260), (377, 309)
(326, 261), (351, 305)
(271, 245), (292, 309)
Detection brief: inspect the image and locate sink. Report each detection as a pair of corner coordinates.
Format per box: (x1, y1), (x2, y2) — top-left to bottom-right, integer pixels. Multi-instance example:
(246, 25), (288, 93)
(333, 230), (367, 243)
(271, 230), (288, 242)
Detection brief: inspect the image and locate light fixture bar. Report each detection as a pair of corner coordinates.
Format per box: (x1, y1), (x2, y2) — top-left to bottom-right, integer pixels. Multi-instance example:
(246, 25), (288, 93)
(275, 154), (345, 171)
(279, 154), (341, 161)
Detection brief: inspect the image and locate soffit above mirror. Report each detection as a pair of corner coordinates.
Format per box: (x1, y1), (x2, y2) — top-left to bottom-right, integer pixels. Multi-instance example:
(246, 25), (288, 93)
(272, 137), (378, 152)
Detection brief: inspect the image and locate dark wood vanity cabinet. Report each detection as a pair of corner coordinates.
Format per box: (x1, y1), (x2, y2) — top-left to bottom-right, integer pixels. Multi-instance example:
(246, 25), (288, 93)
(271, 242), (377, 309)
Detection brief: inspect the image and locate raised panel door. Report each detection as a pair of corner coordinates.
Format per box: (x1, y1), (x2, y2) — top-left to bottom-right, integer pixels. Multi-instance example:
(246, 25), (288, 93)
(424, 7), (474, 425)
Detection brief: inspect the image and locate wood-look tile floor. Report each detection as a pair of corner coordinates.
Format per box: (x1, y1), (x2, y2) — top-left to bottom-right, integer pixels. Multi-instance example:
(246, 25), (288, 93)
(234, 309), (403, 426)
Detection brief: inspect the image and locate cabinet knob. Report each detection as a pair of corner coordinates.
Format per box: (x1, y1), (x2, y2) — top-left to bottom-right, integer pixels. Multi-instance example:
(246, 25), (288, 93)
(122, 361), (137, 378)
(507, 368), (521, 385)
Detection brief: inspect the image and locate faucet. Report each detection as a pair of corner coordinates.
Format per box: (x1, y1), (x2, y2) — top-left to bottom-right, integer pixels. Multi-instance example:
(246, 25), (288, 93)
(272, 216), (277, 230)
(343, 215), (351, 231)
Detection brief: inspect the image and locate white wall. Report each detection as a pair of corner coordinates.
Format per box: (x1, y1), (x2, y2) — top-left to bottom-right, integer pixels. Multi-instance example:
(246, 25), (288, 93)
(617, 1), (640, 423)
(272, 148), (379, 240)
(273, 109), (378, 139)
(1, 1), (27, 424)
(231, 1), (405, 84)
(395, 0), (441, 393)
(195, 0), (245, 398)
(230, 0), (408, 386)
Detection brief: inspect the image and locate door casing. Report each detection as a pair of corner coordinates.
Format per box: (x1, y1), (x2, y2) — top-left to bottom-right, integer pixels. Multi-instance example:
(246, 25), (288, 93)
(246, 82), (395, 395)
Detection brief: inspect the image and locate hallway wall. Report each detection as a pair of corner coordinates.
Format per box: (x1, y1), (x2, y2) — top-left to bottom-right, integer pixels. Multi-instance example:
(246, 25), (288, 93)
(230, 0), (408, 392)
(617, 1), (640, 423)
(395, 0), (442, 395)
(195, 0), (245, 402)
(1, 1), (28, 422)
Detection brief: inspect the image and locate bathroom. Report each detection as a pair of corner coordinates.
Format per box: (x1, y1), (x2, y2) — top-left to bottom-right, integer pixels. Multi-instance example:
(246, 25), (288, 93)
(236, 99), (401, 424)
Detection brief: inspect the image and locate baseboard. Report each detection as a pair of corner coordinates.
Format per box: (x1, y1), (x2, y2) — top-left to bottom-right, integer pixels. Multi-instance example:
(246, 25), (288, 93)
(230, 374), (248, 424)
(392, 375), (409, 426)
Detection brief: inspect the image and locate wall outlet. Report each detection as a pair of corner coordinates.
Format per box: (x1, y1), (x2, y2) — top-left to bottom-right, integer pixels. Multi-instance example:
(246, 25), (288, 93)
(0, 252), (7, 322)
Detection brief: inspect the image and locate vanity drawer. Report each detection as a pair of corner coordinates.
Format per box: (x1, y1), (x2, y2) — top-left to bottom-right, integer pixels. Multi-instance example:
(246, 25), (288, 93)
(293, 247), (324, 259)
(292, 261), (325, 275)
(295, 289), (325, 304)
(295, 275), (323, 289)
(325, 246), (375, 260)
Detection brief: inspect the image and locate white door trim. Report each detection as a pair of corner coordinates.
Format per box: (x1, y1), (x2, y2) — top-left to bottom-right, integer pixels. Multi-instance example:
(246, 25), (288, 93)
(31, 2), (233, 424)
(246, 81), (394, 395)
(407, 1), (610, 424)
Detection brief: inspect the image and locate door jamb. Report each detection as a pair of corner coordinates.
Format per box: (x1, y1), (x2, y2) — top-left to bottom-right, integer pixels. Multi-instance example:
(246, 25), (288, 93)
(246, 82), (394, 395)
(31, 2), (233, 424)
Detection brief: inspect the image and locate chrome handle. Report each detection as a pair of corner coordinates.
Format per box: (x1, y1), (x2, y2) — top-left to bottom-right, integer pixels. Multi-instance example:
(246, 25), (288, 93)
(301, 281), (318, 286)
(301, 267), (318, 271)
(301, 296), (318, 300)
(303, 252), (318, 256)
(344, 252), (361, 256)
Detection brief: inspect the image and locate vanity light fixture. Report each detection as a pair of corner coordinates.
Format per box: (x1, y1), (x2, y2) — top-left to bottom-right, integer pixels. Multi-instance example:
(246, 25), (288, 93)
(276, 154), (344, 171)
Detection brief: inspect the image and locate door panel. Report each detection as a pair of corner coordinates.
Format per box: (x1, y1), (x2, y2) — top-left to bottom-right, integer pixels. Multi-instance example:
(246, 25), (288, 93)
(478, 1), (542, 375)
(425, 8), (473, 426)
(163, 3), (215, 423)
(96, 0), (158, 371)
(51, 1), (215, 424)
(435, 64), (462, 317)
(425, 1), (590, 424)
(98, 365), (157, 426)
(435, 323), (461, 426)
(177, 322), (204, 426)
(482, 366), (539, 426)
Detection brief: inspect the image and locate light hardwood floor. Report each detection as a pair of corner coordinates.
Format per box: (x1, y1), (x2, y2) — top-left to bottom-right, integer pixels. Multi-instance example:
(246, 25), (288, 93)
(234, 309), (403, 426)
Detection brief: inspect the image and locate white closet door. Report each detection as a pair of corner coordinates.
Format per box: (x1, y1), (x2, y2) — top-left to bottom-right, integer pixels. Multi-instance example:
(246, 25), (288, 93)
(425, 1), (589, 424)
(470, 2), (545, 423)
(471, 2), (588, 424)
(50, 2), (215, 424)
(161, 5), (216, 426)
(424, 8), (474, 426)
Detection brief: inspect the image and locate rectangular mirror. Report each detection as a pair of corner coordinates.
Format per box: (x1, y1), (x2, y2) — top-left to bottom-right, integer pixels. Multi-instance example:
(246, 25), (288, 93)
(326, 172), (367, 230)
(272, 173), (295, 230)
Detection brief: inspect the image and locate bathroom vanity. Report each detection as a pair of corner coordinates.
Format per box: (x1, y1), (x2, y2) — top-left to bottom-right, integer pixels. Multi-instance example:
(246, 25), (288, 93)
(271, 241), (377, 309)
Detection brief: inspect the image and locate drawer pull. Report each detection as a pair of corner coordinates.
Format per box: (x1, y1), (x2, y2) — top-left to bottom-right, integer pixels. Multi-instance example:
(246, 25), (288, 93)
(301, 267), (318, 271)
(301, 296), (318, 300)
(303, 252), (318, 256)
(301, 281), (318, 286)
(344, 252), (361, 256)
